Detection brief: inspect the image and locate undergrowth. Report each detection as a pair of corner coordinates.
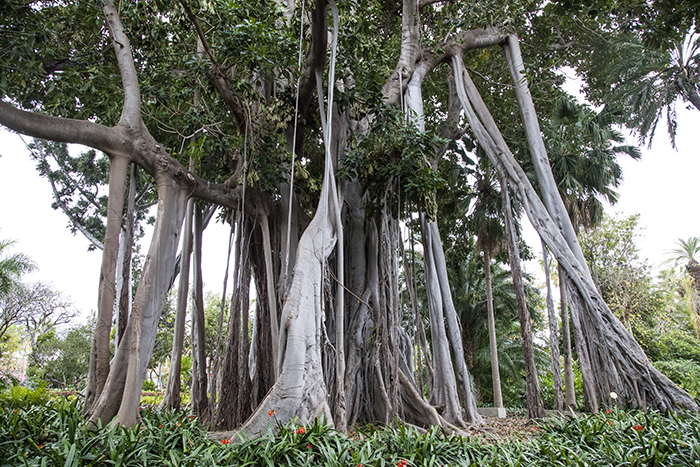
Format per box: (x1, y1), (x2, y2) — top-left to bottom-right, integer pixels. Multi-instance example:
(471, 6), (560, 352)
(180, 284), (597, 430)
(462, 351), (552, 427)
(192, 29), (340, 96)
(2, 383), (700, 466)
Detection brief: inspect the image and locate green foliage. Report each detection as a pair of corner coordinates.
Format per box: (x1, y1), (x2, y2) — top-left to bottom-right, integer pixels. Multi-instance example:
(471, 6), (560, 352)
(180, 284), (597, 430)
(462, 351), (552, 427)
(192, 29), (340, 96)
(539, 358), (585, 411)
(653, 360), (700, 400)
(27, 324), (91, 390)
(580, 213), (661, 331)
(3, 389), (700, 466)
(343, 106), (445, 219)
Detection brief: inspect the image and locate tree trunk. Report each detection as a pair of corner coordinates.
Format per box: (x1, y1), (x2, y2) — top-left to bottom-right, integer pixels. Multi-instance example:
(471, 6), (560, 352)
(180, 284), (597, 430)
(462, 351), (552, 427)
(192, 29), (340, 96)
(542, 240), (564, 412)
(420, 213), (465, 428)
(209, 218), (235, 411)
(191, 204), (209, 421)
(483, 247), (503, 409)
(558, 264), (576, 409)
(159, 197), (194, 411)
(116, 163), (137, 347)
(216, 216), (255, 429)
(452, 50), (697, 412)
(85, 154), (130, 411)
(501, 181), (544, 419)
(427, 220), (482, 423)
(89, 177), (188, 428)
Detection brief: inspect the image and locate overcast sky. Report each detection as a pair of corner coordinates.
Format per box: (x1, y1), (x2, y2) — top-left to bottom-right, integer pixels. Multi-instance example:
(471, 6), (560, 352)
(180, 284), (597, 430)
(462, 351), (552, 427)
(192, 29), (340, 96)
(1, 103), (698, 321)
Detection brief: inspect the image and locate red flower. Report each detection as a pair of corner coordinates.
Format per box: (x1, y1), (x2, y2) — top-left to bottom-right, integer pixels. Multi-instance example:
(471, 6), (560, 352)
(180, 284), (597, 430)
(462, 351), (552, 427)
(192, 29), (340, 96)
(221, 438), (231, 445)
(297, 426), (305, 434)
(396, 460), (407, 467)
(158, 425), (162, 429)
(633, 425), (643, 431)
(606, 410), (612, 413)
(189, 415), (196, 420)
(268, 409), (277, 417)
(608, 422), (614, 426)
(307, 443), (312, 449)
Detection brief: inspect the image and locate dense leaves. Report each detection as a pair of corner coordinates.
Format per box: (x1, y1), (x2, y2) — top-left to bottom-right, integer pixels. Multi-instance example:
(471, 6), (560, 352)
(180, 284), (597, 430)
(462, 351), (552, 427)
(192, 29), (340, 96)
(2, 388), (700, 466)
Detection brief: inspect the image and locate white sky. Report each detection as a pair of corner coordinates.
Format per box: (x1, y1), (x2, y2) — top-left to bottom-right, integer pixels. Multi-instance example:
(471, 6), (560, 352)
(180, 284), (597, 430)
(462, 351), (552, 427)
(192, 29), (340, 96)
(1, 103), (699, 321)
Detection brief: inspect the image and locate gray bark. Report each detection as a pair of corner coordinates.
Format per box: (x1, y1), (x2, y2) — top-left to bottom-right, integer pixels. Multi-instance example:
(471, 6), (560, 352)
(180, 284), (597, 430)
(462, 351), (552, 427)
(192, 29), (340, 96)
(483, 247), (503, 409)
(501, 181), (544, 419)
(559, 264), (576, 409)
(191, 204), (209, 420)
(85, 154), (129, 411)
(452, 50), (697, 412)
(160, 198), (194, 411)
(542, 240), (564, 412)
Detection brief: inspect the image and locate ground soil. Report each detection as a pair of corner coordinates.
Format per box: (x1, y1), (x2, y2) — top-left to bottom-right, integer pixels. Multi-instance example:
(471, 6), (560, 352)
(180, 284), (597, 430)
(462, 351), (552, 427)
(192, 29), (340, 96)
(464, 415), (542, 443)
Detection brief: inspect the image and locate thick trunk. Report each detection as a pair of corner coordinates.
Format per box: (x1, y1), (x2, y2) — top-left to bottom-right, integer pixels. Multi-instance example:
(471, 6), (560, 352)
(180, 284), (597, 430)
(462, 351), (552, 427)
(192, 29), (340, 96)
(85, 154), (130, 411)
(501, 182), (544, 419)
(483, 248), (503, 408)
(558, 265), (576, 409)
(542, 240), (564, 412)
(191, 204), (209, 420)
(160, 198), (194, 411)
(453, 51), (697, 412)
(89, 177), (187, 428)
(420, 214), (465, 428)
(427, 221), (481, 423)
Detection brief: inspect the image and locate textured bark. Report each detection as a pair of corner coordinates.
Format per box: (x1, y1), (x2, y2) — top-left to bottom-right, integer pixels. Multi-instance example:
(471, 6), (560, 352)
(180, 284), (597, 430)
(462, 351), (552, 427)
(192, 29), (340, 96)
(453, 51), (697, 412)
(89, 177), (188, 428)
(501, 182), (544, 419)
(420, 214), (465, 428)
(160, 198), (194, 411)
(209, 219), (235, 411)
(85, 154), (129, 411)
(559, 265), (576, 409)
(191, 204), (209, 420)
(542, 241), (564, 412)
(483, 248), (503, 408)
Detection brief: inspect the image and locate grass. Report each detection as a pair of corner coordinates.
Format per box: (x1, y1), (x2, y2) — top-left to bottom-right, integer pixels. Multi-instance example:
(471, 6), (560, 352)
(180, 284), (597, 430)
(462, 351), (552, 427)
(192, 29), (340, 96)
(2, 384), (700, 466)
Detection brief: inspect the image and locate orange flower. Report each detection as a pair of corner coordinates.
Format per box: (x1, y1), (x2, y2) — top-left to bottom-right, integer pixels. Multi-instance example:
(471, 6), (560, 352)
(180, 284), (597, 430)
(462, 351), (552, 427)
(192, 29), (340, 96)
(268, 409), (277, 417)
(633, 425), (643, 431)
(297, 426), (305, 434)
(37, 445), (43, 449)
(606, 410), (612, 413)
(221, 438), (231, 445)
(158, 425), (162, 429)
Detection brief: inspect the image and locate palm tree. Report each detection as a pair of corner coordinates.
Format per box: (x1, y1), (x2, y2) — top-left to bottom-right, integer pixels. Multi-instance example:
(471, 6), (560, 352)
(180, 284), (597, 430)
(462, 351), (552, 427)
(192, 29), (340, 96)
(666, 237), (700, 335)
(0, 238), (36, 298)
(667, 237), (700, 286)
(466, 159), (505, 409)
(600, 27), (700, 147)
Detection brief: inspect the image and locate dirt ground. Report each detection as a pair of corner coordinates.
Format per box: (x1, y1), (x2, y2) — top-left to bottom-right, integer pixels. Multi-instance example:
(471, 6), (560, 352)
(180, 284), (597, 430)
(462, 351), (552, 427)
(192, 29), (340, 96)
(464, 416), (542, 443)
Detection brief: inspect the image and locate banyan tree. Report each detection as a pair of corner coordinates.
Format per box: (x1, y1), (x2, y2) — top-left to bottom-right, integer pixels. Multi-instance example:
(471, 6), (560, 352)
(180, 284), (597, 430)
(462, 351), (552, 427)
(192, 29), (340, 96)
(0, 0), (696, 436)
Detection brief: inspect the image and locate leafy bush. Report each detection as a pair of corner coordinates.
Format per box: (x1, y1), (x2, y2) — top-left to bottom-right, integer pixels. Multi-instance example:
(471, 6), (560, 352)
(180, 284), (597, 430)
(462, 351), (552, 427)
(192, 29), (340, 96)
(2, 381), (700, 467)
(653, 359), (700, 399)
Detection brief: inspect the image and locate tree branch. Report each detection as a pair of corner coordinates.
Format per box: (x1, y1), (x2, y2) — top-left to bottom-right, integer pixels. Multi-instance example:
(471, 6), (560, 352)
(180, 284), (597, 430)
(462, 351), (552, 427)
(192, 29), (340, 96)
(0, 102), (121, 154)
(101, 0), (142, 128)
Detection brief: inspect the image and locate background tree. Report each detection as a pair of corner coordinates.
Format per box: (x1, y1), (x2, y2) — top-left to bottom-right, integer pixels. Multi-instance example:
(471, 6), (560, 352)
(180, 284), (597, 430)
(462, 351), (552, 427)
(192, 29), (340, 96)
(0, 239), (36, 299)
(28, 324), (92, 389)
